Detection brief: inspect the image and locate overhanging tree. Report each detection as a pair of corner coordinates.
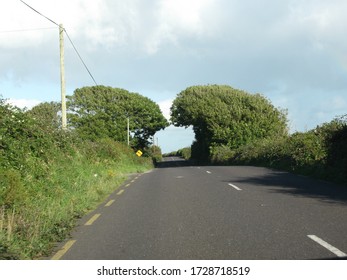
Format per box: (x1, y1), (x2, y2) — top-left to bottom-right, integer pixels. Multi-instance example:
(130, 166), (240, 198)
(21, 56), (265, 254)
(67, 86), (169, 148)
(170, 85), (288, 160)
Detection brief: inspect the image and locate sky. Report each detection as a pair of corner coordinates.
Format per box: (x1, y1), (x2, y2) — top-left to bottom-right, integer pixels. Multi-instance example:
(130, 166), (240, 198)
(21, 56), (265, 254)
(1, 0), (347, 153)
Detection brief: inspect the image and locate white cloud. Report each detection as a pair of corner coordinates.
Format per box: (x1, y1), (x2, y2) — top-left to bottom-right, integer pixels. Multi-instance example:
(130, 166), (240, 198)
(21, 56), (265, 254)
(159, 0), (211, 33)
(6, 98), (42, 109)
(0, 0), (121, 49)
(0, 1), (54, 48)
(143, 0), (218, 54)
(1, 0), (347, 149)
(157, 99), (173, 121)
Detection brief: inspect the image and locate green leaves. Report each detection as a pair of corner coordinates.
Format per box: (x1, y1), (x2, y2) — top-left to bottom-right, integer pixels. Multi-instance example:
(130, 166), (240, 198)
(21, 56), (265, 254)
(67, 86), (169, 148)
(1, 95), (155, 259)
(0, 99), (69, 213)
(171, 85), (288, 160)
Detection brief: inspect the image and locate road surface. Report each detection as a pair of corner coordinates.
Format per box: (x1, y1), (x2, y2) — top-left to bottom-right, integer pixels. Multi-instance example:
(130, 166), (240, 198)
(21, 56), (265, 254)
(51, 157), (347, 260)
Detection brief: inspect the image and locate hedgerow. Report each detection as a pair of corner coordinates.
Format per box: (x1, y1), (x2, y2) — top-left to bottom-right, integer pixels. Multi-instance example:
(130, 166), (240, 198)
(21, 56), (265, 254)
(0, 97), (153, 259)
(212, 115), (347, 185)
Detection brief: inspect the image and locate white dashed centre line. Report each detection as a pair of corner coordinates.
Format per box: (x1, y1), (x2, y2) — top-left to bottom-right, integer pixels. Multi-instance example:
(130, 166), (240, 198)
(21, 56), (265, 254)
(206, 171), (212, 174)
(308, 235), (347, 258)
(228, 183), (242, 191)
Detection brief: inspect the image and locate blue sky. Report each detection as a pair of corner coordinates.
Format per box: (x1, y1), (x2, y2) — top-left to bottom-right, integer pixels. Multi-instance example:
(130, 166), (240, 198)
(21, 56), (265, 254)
(1, 0), (347, 153)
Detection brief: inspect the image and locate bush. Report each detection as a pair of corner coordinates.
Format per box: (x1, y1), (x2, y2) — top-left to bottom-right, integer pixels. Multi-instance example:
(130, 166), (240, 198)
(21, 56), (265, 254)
(0, 169), (26, 209)
(225, 116), (347, 185)
(179, 147), (192, 160)
(0, 99), (70, 179)
(210, 145), (235, 164)
(287, 132), (326, 170)
(0, 97), (153, 259)
(145, 145), (163, 164)
(81, 138), (124, 162)
(317, 115), (347, 182)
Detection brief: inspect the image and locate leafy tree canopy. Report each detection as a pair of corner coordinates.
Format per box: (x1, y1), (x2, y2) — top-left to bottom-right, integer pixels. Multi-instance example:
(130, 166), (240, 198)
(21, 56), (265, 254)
(67, 86), (169, 148)
(170, 85), (288, 159)
(26, 101), (61, 130)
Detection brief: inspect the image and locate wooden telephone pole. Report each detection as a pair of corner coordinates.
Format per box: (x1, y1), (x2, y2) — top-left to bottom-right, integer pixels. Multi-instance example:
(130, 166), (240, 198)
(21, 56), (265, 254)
(127, 117), (130, 146)
(59, 24), (67, 130)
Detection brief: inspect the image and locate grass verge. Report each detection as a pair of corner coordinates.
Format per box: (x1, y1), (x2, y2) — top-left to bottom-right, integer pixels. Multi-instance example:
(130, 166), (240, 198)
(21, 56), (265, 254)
(0, 143), (153, 260)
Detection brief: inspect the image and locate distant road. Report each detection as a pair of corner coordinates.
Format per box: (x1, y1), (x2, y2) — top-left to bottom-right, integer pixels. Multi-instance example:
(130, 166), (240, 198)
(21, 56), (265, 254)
(52, 157), (347, 259)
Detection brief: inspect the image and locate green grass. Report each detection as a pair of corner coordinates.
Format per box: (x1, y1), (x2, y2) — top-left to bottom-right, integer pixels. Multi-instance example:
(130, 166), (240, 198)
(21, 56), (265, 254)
(0, 97), (157, 259)
(0, 146), (153, 260)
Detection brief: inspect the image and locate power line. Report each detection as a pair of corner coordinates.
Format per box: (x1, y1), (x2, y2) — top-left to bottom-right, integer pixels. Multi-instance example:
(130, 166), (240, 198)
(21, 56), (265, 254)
(64, 29), (98, 86)
(19, 0), (98, 85)
(19, 0), (59, 27)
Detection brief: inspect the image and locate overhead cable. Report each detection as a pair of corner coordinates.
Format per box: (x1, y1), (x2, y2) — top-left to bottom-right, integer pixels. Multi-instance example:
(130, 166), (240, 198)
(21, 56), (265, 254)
(19, 0), (59, 27)
(64, 29), (98, 86)
(19, 0), (98, 85)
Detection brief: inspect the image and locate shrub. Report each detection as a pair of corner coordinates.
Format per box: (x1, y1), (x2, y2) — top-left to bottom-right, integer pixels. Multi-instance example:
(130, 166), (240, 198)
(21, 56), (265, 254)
(145, 145), (162, 164)
(210, 145), (235, 164)
(0, 169), (26, 209)
(287, 132), (326, 170)
(226, 116), (347, 185)
(317, 115), (347, 182)
(179, 147), (192, 160)
(0, 97), (154, 259)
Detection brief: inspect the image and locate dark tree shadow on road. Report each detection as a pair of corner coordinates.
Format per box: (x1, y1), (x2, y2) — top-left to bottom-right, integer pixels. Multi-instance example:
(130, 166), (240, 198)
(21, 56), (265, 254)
(155, 157), (197, 168)
(227, 168), (347, 205)
(157, 158), (347, 205)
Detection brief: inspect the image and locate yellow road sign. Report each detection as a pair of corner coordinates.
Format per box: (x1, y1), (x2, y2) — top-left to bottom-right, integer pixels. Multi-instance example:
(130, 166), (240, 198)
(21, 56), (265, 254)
(136, 150), (143, 157)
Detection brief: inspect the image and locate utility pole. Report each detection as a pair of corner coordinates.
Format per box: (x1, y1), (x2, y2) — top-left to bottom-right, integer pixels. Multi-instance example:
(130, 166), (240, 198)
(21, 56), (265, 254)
(127, 117), (130, 146)
(59, 24), (67, 130)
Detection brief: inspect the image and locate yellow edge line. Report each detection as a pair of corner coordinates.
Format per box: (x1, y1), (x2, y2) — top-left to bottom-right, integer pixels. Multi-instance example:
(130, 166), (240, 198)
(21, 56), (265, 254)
(117, 189), (124, 195)
(105, 199), (115, 207)
(85, 214), (101, 226)
(125, 184), (131, 187)
(51, 240), (76, 260)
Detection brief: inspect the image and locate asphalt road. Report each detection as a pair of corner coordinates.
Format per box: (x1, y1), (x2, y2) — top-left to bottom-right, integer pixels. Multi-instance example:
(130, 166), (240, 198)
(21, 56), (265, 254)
(51, 157), (347, 260)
